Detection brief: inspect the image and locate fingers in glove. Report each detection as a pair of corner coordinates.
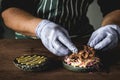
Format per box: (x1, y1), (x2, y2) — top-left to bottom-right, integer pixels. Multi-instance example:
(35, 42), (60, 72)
(88, 34), (106, 48)
(88, 32), (98, 45)
(60, 27), (70, 38)
(94, 35), (113, 50)
(58, 33), (78, 53)
(45, 43), (64, 56)
(102, 38), (118, 51)
(52, 40), (70, 56)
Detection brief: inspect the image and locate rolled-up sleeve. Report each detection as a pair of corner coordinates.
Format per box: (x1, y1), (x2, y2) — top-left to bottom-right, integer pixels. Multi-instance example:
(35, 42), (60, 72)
(98, 0), (120, 16)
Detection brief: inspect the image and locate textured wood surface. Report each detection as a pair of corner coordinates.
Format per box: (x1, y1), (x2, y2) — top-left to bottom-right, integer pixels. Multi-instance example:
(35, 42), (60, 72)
(0, 39), (120, 80)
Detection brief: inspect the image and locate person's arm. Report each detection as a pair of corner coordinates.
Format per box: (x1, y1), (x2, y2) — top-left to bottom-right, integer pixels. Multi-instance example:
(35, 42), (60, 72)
(1, 7), (42, 36)
(101, 10), (120, 26)
(88, 10), (120, 50)
(2, 7), (78, 56)
(88, 0), (120, 51)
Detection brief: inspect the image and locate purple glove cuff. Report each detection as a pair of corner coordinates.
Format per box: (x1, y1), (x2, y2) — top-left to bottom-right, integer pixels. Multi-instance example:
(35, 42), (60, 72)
(35, 20), (51, 38)
(107, 24), (120, 40)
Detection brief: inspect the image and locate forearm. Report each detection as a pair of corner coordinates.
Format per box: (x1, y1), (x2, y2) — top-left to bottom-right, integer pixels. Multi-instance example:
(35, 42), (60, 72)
(1, 7), (42, 36)
(101, 10), (120, 27)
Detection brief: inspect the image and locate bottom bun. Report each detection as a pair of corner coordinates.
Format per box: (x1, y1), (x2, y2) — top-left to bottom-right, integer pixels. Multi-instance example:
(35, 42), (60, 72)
(63, 61), (99, 72)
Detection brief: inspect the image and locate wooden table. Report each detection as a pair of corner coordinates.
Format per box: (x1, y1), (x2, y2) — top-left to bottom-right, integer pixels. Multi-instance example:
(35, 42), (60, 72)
(0, 38), (120, 80)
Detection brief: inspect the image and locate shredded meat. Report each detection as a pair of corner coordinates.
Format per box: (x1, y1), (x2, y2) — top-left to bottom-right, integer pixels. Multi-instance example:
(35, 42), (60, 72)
(64, 45), (100, 68)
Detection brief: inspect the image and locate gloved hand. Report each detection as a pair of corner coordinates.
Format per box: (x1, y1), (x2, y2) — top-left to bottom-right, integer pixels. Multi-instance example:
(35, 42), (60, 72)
(88, 24), (120, 51)
(35, 20), (78, 56)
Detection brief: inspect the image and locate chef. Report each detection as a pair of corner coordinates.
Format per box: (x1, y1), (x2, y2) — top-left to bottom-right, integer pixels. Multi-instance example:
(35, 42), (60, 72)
(1, 0), (120, 56)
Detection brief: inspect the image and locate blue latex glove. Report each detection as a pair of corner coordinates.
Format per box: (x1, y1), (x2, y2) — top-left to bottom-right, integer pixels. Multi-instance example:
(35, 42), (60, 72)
(35, 20), (78, 56)
(88, 24), (120, 51)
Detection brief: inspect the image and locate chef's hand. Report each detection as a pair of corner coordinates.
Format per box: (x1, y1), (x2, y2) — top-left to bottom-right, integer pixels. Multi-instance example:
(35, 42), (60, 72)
(88, 24), (120, 51)
(35, 20), (78, 56)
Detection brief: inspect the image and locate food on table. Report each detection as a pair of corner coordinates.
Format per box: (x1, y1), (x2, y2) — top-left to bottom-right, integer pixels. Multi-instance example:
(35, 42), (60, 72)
(63, 45), (100, 72)
(13, 54), (52, 71)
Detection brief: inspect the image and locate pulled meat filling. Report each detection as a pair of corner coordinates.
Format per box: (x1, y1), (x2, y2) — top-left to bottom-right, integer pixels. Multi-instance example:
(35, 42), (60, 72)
(64, 46), (100, 68)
